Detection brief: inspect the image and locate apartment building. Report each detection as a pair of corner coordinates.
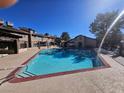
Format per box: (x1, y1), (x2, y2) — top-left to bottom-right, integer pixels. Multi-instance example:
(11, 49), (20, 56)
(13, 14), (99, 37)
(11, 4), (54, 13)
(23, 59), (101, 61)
(0, 20), (55, 54)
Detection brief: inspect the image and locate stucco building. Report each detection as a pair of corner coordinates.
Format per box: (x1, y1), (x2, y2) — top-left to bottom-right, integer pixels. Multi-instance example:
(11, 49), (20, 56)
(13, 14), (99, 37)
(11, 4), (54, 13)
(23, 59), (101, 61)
(65, 35), (97, 48)
(0, 20), (55, 54)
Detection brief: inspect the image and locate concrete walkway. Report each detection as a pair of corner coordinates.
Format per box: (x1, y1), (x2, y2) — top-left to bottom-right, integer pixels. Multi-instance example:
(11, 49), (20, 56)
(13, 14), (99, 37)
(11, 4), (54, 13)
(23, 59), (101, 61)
(0, 49), (124, 93)
(113, 56), (124, 66)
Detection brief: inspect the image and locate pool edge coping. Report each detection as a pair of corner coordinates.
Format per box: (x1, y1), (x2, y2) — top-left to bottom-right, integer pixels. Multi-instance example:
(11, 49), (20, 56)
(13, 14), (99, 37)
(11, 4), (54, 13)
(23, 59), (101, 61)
(8, 49), (111, 83)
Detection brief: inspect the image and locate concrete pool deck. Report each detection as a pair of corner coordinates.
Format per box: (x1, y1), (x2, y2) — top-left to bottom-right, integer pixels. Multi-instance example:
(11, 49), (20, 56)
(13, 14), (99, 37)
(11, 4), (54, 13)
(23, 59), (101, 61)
(0, 48), (124, 93)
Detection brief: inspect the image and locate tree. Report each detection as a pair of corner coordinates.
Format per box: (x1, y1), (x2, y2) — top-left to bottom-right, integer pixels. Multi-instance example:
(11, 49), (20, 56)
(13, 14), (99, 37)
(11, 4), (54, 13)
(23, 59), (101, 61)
(44, 33), (49, 36)
(60, 32), (70, 41)
(55, 37), (61, 46)
(89, 10), (124, 50)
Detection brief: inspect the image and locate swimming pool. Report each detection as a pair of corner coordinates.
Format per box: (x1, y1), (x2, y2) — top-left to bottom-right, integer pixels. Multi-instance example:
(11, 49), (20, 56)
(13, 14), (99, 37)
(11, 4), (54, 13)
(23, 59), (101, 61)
(10, 48), (110, 83)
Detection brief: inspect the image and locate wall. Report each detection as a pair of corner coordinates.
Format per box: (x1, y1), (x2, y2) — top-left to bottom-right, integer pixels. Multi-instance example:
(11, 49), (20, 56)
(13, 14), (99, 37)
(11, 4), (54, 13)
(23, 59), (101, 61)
(66, 36), (85, 48)
(85, 37), (96, 48)
(74, 36), (85, 48)
(66, 36), (96, 48)
(31, 36), (42, 47)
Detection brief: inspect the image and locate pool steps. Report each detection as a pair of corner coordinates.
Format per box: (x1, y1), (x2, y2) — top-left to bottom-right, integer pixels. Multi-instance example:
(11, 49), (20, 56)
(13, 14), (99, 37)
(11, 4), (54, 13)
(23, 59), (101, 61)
(23, 72), (33, 77)
(17, 74), (25, 78)
(17, 71), (36, 78)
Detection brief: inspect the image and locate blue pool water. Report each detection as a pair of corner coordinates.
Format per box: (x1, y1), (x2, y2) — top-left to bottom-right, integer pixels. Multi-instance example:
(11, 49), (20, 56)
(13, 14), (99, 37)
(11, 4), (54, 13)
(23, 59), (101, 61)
(16, 48), (104, 78)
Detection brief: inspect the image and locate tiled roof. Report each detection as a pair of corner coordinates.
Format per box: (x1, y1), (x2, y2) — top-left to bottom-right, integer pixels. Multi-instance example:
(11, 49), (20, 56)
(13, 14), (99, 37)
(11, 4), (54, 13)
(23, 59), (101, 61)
(0, 30), (22, 38)
(74, 35), (96, 40)
(32, 33), (43, 37)
(0, 26), (29, 35)
(67, 35), (96, 43)
(0, 26), (55, 38)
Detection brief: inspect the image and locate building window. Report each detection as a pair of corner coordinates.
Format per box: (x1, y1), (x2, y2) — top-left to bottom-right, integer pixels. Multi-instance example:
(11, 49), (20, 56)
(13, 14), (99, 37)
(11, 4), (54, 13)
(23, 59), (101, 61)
(20, 42), (27, 48)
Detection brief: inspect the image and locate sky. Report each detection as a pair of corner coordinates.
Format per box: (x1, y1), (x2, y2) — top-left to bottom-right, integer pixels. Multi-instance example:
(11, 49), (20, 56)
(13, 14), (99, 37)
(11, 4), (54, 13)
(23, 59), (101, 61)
(0, 0), (124, 38)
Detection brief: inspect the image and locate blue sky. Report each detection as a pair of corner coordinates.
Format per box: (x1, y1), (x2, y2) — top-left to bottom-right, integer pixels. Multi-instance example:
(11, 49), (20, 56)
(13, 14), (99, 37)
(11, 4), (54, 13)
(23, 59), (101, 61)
(0, 0), (124, 38)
